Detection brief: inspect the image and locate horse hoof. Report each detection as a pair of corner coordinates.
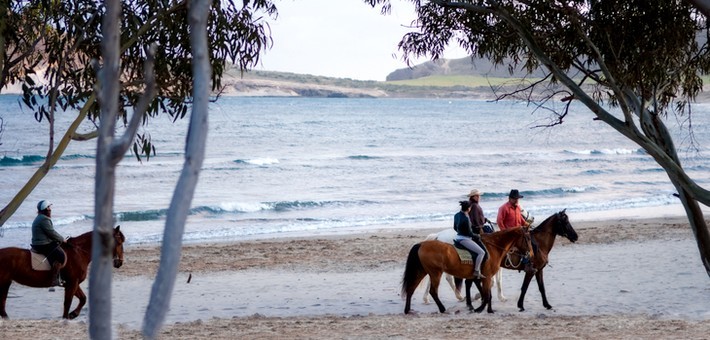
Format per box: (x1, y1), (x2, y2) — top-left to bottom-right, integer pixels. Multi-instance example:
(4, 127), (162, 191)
(68, 312), (79, 319)
(545, 305), (553, 310)
(518, 308), (525, 312)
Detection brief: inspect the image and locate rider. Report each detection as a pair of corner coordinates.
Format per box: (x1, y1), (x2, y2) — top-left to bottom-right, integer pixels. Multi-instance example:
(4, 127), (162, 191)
(454, 200), (486, 279)
(31, 200), (66, 286)
(467, 189), (492, 234)
(496, 189), (535, 273)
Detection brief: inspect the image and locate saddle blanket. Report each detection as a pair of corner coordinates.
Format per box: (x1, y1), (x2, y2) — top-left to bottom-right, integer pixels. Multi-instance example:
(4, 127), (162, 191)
(455, 247), (473, 265)
(30, 251), (51, 271)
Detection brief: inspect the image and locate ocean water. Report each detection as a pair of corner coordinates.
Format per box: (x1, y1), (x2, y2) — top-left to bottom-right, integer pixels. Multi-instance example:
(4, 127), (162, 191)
(1, 95), (709, 246)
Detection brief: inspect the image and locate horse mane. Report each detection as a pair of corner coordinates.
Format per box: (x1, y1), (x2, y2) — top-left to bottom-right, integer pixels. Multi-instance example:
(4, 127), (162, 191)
(67, 230), (93, 249)
(484, 226), (524, 244)
(530, 213), (557, 235)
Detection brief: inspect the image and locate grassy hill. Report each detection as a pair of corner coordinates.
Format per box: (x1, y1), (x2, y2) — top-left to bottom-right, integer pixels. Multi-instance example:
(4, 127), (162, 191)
(222, 59), (525, 99)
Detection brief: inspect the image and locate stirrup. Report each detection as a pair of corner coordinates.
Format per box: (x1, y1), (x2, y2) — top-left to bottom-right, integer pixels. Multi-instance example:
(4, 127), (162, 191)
(474, 270), (486, 279)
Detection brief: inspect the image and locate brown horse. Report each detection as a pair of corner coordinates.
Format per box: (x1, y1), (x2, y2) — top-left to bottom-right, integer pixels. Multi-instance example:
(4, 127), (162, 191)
(500, 209), (578, 311)
(401, 226), (532, 314)
(0, 226), (125, 319)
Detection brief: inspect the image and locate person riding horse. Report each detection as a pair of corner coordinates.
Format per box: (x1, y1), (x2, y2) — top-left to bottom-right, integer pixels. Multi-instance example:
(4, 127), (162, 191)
(31, 200), (66, 287)
(497, 189), (536, 274)
(453, 200), (486, 279)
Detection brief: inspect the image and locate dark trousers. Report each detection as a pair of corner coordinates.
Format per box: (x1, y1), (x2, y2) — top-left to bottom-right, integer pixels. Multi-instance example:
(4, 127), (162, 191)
(31, 242), (66, 266)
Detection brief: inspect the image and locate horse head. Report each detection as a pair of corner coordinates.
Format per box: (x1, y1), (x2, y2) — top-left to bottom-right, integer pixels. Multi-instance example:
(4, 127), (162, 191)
(113, 225), (125, 268)
(553, 209), (578, 243)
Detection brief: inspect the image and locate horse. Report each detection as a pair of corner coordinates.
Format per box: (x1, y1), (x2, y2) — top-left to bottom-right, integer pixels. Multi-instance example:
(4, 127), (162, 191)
(497, 209), (578, 311)
(401, 226), (533, 314)
(0, 226), (125, 319)
(419, 228), (506, 304)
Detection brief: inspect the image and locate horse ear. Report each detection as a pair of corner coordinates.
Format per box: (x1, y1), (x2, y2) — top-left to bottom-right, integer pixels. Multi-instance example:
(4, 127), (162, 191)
(562, 208), (567, 213)
(115, 225), (121, 231)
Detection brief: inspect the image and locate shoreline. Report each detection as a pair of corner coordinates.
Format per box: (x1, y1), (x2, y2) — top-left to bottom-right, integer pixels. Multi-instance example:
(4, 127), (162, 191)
(1, 216), (709, 339)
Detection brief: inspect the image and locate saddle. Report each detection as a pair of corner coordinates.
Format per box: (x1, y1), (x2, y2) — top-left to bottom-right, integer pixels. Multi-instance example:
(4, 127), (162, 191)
(453, 236), (489, 265)
(452, 241), (473, 264)
(29, 249), (67, 271)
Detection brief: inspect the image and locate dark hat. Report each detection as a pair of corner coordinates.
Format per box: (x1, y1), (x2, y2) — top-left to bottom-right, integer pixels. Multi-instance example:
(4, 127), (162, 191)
(508, 189), (524, 199)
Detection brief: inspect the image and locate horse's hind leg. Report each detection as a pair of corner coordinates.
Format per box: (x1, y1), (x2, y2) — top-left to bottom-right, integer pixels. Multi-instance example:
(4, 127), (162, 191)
(427, 273), (447, 313)
(446, 274), (464, 301)
(68, 285), (87, 319)
(422, 275), (431, 304)
(495, 271), (507, 302)
(0, 282), (11, 319)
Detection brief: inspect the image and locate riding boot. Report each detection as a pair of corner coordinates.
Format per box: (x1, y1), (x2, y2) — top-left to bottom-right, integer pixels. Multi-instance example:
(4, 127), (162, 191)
(473, 267), (486, 279)
(50, 262), (64, 287)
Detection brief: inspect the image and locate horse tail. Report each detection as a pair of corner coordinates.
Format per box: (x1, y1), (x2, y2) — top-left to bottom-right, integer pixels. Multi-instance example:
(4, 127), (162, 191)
(401, 243), (423, 298)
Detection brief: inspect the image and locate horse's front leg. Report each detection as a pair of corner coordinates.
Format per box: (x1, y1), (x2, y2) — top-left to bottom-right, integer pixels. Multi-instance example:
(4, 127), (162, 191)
(464, 279), (474, 310)
(535, 270), (552, 310)
(68, 285), (87, 319)
(62, 283), (79, 319)
(472, 279), (487, 313)
(483, 277), (495, 313)
(0, 282), (11, 319)
(517, 271), (535, 312)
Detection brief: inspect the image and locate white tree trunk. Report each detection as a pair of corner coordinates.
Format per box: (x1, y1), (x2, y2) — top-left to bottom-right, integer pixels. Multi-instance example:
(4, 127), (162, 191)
(90, 0), (121, 338)
(142, 0), (211, 338)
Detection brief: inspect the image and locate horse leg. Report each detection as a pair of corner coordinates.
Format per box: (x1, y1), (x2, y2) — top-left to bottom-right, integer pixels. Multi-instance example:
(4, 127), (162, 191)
(0, 282), (10, 319)
(62, 283), (78, 319)
(483, 278), (495, 313)
(427, 273), (447, 313)
(67, 285), (87, 319)
(472, 279), (487, 313)
(496, 271), (507, 302)
(534, 270), (552, 310)
(446, 274), (464, 301)
(404, 271), (427, 314)
(516, 271), (535, 312)
(421, 275), (431, 304)
(464, 279), (474, 310)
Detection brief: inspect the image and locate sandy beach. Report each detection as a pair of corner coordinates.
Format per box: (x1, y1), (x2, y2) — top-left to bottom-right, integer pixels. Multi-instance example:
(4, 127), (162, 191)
(1, 216), (709, 339)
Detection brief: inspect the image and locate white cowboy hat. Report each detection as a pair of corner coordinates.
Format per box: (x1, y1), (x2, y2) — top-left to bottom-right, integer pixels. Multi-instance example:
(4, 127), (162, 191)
(467, 189), (483, 197)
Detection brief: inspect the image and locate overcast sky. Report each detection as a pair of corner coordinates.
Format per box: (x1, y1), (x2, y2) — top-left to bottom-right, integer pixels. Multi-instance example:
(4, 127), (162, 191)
(255, 0), (468, 81)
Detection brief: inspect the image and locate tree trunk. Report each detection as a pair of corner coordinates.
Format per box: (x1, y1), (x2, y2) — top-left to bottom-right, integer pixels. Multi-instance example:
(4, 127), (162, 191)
(141, 0), (210, 338)
(673, 183), (710, 277)
(89, 0), (121, 338)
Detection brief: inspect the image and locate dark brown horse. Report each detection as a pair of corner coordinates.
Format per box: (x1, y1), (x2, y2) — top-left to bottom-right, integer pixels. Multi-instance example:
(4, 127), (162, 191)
(500, 209), (578, 311)
(401, 226), (533, 314)
(0, 226), (125, 319)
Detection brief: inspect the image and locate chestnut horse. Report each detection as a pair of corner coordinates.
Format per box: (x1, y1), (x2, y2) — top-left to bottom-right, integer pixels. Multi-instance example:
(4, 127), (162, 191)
(499, 209), (578, 311)
(0, 226), (125, 319)
(401, 226), (532, 314)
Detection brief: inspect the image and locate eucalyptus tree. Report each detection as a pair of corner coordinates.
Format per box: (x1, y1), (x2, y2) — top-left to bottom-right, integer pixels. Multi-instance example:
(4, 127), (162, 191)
(0, 0), (276, 227)
(96, 1), (276, 338)
(368, 0), (710, 277)
(1, 0), (277, 338)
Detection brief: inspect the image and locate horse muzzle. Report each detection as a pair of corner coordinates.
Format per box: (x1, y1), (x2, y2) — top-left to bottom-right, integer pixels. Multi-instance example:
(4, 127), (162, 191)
(113, 258), (124, 268)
